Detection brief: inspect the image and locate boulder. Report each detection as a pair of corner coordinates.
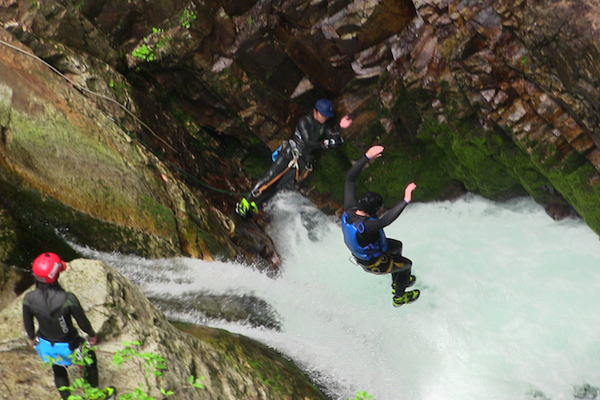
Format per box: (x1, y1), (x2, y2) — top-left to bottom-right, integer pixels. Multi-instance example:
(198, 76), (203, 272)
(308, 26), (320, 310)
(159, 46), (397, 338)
(0, 259), (325, 400)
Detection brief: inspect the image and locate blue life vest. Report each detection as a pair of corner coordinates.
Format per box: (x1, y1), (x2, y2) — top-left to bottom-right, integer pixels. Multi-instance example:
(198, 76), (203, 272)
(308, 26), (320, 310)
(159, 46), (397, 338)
(35, 338), (73, 366)
(341, 212), (388, 262)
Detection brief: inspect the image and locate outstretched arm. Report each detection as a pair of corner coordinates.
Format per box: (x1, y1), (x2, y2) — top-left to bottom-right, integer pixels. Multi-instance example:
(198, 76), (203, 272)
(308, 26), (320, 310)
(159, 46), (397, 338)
(322, 115), (352, 149)
(367, 182), (417, 230)
(344, 146), (384, 209)
(339, 115), (353, 129)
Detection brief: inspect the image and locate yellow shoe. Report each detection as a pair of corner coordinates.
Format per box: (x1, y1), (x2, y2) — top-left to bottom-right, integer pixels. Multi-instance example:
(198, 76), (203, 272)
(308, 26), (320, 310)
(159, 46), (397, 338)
(236, 198), (259, 218)
(236, 198), (250, 217)
(393, 289), (420, 308)
(89, 386), (116, 400)
(249, 200), (259, 215)
(104, 386), (117, 400)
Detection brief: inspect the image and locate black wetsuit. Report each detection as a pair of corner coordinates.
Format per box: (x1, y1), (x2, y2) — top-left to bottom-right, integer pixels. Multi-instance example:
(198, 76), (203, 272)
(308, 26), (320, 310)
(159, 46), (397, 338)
(343, 154), (413, 292)
(249, 111), (342, 207)
(23, 283), (98, 399)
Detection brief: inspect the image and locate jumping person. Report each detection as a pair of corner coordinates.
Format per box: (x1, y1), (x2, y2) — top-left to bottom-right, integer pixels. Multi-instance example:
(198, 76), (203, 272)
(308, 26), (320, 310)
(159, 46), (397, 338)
(341, 145), (420, 307)
(22, 252), (116, 399)
(236, 98), (352, 218)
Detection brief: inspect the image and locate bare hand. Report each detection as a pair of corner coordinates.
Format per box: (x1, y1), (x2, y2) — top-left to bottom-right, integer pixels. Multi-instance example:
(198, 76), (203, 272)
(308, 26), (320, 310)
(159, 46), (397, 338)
(340, 115), (353, 129)
(29, 339), (36, 347)
(404, 182), (417, 202)
(365, 145), (384, 160)
(88, 336), (97, 345)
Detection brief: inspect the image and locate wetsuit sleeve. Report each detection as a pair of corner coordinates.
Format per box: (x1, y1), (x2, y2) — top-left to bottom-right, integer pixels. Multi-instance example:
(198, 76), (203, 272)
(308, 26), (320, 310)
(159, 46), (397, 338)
(363, 200), (409, 231)
(22, 301), (36, 340)
(322, 123), (341, 140)
(295, 117), (325, 151)
(68, 293), (96, 337)
(344, 155), (370, 209)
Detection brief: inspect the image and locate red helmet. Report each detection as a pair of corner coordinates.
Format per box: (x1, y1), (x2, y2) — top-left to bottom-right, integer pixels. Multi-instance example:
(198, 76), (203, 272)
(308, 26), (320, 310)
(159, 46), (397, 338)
(32, 253), (67, 283)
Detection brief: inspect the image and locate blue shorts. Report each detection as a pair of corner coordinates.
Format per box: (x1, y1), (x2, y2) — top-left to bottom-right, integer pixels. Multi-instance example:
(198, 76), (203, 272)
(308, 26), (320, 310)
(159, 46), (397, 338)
(35, 338), (73, 366)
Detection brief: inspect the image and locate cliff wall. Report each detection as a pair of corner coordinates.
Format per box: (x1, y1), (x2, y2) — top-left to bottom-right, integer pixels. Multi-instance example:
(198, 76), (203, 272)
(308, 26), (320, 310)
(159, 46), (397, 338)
(1, 1), (598, 272)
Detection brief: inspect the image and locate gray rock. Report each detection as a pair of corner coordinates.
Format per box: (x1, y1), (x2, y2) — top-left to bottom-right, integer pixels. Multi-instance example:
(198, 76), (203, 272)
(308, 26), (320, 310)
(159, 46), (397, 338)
(0, 259), (326, 400)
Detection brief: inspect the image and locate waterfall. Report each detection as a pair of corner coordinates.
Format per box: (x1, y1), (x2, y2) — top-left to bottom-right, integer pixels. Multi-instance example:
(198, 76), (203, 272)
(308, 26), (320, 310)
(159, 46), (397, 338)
(74, 192), (600, 400)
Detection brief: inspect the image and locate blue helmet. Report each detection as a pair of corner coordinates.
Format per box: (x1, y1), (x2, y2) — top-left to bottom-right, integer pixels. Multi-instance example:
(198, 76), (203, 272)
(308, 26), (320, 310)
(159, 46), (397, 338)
(315, 99), (334, 118)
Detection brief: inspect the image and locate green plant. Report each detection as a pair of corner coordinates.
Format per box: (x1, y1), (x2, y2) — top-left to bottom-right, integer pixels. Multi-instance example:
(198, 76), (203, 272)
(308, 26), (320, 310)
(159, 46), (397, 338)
(350, 391), (377, 400)
(131, 28), (169, 62)
(45, 341), (204, 399)
(180, 9), (197, 29)
(131, 44), (155, 62)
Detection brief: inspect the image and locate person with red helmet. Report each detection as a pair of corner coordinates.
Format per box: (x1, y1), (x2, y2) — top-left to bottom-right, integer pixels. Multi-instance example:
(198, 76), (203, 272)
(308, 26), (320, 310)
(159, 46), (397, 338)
(22, 253), (115, 399)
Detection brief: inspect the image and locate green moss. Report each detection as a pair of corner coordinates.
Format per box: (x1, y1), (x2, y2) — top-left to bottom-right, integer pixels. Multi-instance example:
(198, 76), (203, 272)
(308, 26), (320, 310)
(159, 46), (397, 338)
(241, 150), (272, 181)
(0, 180), (180, 268)
(171, 322), (327, 399)
(307, 137), (457, 206)
(13, 106), (123, 167)
(138, 194), (177, 233)
(0, 209), (17, 263)
(417, 116), (526, 199)
(412, 112), (600, 236)
(544, 163), (600, 234)
(195, 227), (232, 258)
(305, 148), (351, 201)
(360, 140), (457, 204)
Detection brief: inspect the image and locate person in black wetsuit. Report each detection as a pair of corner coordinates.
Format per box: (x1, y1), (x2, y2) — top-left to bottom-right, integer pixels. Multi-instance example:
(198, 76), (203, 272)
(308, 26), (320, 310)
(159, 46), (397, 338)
(341, 145), (420, 307)
(22, 252), (115, 400)
(236, 98), (352, 218)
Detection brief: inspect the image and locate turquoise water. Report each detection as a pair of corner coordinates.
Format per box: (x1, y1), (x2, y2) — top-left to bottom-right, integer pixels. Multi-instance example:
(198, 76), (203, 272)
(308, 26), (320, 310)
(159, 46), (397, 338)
(77, 192), (600, 400)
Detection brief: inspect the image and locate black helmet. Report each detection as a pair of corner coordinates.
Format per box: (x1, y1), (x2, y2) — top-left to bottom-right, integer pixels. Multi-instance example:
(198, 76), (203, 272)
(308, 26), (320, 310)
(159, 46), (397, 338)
(357, 191), (383, 216)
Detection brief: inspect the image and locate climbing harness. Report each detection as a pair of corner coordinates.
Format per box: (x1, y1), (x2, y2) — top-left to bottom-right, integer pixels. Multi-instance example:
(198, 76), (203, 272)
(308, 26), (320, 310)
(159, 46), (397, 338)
(254, 145), (311, 196)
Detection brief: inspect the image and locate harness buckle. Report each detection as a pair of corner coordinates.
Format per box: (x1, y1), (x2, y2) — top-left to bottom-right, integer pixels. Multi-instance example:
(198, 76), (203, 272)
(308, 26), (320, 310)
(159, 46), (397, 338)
(291, 148), (300, 160)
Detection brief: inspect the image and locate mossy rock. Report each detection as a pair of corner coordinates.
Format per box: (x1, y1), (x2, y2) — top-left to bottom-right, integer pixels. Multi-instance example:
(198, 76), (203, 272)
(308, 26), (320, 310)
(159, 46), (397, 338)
(172, 322), (328, 399)
(0, 180), (180, 270)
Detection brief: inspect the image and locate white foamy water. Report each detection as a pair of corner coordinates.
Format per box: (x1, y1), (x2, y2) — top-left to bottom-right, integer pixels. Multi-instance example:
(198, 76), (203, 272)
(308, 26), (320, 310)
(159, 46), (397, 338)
(75, 192), (600, 400)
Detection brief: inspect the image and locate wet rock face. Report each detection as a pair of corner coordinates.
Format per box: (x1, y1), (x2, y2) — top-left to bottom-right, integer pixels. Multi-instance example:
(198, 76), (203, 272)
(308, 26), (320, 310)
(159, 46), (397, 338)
(150, 292), (282, 331)
(1, 0), (600, 267)
(399, 0), (600, 230)
(79, 0), (600, 232)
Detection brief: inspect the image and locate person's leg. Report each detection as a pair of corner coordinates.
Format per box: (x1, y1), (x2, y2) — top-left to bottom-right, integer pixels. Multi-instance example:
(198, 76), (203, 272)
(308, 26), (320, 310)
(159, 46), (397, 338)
(52, 364), (71, 400)
(390, 261), (419, 307)
(270, 167), (299, 194)
(250, 153), (291, 198)
(386, 239), (413, 292)
(237, 154), (292, 217)
(83, 349), (99, 388)
(385, 239), (419, 307)
(387, 238), (403, 255)
(391, 256), (413, 292)
(247, 167), (296, 210)
(249, 153), (302, 208)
